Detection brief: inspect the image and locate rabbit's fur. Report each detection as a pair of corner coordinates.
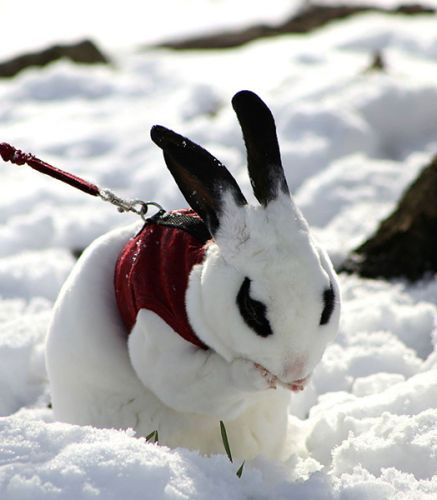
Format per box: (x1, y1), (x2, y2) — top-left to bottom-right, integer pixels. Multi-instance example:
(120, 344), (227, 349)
(46, 91), (340, 460)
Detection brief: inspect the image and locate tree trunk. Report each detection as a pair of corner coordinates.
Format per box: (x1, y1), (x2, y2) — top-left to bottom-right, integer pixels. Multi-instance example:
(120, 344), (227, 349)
(341, 156), (437, 281)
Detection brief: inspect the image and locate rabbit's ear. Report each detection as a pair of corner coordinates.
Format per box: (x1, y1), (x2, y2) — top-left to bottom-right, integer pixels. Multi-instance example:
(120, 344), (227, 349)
(232, 90), (290, 206)
(151, 125), (247, 235)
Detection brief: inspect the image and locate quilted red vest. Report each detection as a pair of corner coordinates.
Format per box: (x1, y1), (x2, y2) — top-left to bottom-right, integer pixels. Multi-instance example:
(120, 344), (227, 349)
(114, 209), (210, 350)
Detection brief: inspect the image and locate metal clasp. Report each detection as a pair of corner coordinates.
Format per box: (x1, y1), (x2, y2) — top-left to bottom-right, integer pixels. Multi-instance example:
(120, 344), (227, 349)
(99, 189), (165, 221)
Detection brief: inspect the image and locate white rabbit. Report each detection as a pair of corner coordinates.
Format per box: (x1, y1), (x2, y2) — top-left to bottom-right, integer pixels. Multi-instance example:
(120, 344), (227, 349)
(46, 90), (340, 460)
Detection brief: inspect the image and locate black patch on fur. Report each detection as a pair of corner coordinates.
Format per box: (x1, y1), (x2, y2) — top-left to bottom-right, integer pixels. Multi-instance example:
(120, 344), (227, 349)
(231, 90), (290, 206)
(320, 283), (335, 325)
(237, 277), (273, 337)
(150, 125), (247, 235)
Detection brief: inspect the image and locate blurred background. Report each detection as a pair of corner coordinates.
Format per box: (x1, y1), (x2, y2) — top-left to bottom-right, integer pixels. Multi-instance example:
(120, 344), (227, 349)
(1, 0), (297, 59)
(1, 0), (437, 264)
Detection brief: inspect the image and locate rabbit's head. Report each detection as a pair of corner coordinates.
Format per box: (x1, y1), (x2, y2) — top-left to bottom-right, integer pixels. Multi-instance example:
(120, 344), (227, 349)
(151, 90), (340, 390)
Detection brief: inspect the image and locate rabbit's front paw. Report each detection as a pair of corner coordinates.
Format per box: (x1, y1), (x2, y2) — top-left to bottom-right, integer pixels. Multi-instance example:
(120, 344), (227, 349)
(231, 358), (277, 392)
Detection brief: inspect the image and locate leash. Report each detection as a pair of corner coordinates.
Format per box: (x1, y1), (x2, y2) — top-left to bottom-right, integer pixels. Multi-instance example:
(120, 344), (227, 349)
(0, 142), (165, 220)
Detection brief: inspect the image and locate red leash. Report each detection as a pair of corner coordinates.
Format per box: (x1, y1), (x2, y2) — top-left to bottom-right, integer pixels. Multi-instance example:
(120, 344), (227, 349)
(0, 142), (100, 196)
(0, 142), (165, 219)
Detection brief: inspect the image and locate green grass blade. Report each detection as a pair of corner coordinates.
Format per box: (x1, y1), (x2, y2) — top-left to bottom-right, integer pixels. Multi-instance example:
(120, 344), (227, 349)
(236, 461), (245, 478)
(220, 420), (233, 463)
(146, 430), (159, 443)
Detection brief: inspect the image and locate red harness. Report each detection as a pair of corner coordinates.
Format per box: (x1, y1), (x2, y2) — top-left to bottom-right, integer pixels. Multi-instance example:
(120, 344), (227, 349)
(114, 209), (210, 350)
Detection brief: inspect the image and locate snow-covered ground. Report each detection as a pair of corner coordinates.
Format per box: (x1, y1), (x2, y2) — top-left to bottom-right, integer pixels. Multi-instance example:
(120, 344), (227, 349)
(1, 1), (437, 498)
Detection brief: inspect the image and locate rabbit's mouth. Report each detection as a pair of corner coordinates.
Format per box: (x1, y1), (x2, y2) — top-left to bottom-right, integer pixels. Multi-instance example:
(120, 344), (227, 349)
(254, 363), (310, 392)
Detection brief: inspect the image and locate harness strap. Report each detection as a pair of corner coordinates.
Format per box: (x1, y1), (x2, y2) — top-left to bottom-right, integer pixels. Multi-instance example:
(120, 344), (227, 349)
(151, 210), (211, 243)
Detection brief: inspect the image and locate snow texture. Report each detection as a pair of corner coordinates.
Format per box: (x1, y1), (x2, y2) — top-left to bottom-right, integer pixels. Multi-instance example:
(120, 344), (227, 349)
(1, 1), (437, 498)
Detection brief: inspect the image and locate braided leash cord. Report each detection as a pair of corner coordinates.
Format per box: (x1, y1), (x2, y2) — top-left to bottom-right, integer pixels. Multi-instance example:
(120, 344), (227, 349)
(0, 142), (165, 219)
(0, 142), (100, 196)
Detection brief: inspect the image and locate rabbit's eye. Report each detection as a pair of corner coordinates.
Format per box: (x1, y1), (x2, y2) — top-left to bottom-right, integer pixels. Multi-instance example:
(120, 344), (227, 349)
(237, 277), (273, 337)
(320, 284), (335, 325)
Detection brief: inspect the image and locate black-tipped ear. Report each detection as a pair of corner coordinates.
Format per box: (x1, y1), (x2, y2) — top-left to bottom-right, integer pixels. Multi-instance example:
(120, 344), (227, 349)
(232, 90), (290, 206)
(151, 125), (247, 235)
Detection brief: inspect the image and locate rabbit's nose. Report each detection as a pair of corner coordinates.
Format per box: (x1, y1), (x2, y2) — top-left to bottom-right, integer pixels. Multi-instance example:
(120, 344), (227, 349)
(282, 355), (307, 382)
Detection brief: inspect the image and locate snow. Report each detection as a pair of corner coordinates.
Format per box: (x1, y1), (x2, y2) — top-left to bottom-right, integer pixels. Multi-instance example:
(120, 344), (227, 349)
(1, 1), (437, 498)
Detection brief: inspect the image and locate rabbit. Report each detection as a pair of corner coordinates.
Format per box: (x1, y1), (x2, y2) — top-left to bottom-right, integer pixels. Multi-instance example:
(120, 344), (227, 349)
(45, 90), (340, 461)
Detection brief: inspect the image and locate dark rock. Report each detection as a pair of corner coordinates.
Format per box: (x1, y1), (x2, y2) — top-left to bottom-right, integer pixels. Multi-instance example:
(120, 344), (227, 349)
(71, 248), (85, 260)
(154, 3), (434, 50)
(0, 39), (109, 78)
(395, 3), (435, 14)
(341, 156), (437, 281)
(364, 51), (386, 73)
